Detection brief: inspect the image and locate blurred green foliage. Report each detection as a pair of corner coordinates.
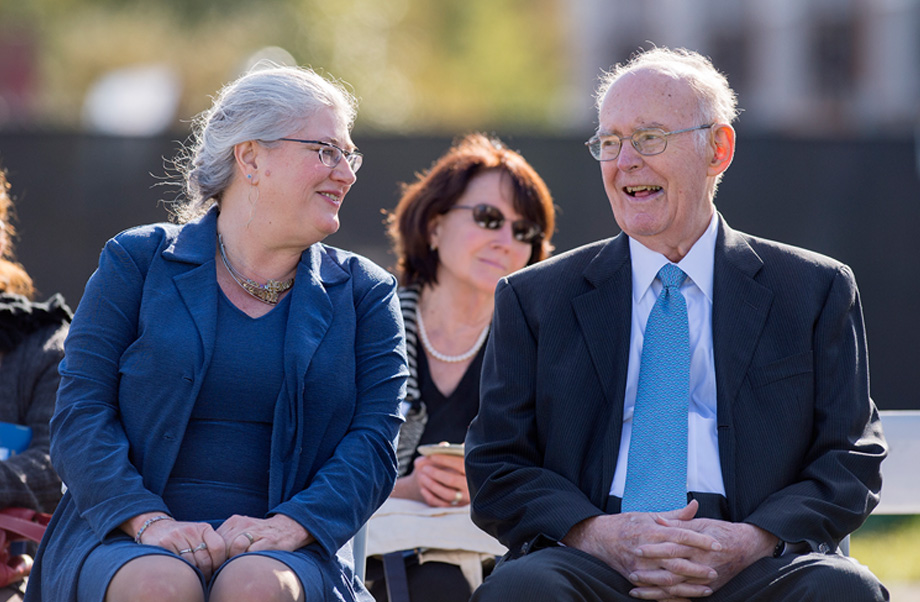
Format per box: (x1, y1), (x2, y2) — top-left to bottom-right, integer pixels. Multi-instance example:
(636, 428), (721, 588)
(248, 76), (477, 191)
(851, 515), (920, 584)
(0, 0), (568, 132)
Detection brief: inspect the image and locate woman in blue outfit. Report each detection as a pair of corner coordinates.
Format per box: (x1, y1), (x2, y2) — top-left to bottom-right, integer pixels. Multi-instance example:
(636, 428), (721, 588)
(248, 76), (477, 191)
(24, 64), (407, 602)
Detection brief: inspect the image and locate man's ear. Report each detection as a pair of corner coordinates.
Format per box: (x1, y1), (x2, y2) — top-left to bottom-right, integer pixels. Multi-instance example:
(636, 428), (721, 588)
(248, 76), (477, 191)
(707, 124), (735, 177)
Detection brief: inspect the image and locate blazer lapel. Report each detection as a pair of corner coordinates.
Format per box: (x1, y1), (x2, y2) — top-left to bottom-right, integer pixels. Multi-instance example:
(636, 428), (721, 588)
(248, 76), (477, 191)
(284, 245), (339, 382)
(712, 216), (772, 515)
(571, 234), (631, 507)
(271, 244), (346, 503)
(164, 209), (221, 381)
(173, 265), (219, 369)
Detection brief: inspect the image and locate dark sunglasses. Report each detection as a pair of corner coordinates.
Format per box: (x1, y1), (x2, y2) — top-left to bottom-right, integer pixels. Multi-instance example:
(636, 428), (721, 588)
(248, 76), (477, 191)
(448, 204), (544, 244)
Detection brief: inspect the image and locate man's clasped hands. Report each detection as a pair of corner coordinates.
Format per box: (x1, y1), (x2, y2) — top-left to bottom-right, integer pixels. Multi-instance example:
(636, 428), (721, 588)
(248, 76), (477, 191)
(562, 499), (777, 601)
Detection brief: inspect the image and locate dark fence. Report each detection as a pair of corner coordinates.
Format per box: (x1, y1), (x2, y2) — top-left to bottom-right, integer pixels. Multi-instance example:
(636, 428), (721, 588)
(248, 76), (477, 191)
(1, 131), (917, 410)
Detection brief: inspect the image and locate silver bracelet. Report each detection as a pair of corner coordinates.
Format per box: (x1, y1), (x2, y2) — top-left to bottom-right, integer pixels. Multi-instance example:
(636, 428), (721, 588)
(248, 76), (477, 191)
(134, 515), (172, 544)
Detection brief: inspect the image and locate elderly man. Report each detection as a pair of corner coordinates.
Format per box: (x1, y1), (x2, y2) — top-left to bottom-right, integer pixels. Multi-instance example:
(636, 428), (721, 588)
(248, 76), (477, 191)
(464, 47), (888, 601)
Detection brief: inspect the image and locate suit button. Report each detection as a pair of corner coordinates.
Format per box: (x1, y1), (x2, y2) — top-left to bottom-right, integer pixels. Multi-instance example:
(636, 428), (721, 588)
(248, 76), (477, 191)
(520, 542), (530, 554)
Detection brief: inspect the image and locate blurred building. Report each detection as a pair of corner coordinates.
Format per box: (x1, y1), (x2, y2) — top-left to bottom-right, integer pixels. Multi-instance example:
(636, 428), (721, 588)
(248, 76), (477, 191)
(568, 0), (920, 135)
(0, 27), (38, 126)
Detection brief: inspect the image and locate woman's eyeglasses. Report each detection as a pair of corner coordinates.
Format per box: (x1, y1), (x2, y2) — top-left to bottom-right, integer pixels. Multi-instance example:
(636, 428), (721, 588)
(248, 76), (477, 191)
(277, 138), (363, 173)
(449, 204), (544, 244)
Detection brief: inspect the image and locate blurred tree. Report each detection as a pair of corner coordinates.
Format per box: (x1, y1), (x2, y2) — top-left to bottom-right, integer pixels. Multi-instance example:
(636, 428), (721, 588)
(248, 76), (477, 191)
(292, 0), (566, 132)
(409, 0), (566, 131)
(0, 0), (568, 133)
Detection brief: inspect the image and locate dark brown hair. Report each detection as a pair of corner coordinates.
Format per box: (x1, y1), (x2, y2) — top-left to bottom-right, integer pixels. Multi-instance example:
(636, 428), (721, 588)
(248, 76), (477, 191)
(0, 169), (35, 298)
(387, 133), (555, 287)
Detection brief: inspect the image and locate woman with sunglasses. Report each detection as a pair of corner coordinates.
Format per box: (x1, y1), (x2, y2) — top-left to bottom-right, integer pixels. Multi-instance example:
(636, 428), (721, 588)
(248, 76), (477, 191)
(369, 133), (555, 602)
(25, 64), (407, 602)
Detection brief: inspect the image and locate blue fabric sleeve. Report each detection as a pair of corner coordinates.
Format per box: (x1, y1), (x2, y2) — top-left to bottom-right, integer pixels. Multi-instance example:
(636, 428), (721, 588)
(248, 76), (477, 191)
(272, 261), (407, 556)
(51, 235), (170, 541)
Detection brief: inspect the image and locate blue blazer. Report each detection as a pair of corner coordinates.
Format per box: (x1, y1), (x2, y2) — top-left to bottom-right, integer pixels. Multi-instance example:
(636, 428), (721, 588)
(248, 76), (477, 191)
(26, 208), (407, 601)
(466, 215), (886, 558)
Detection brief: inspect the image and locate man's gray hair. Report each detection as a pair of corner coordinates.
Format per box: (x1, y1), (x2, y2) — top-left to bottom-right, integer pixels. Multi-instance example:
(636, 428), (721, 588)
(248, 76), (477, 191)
(595, 47), (740, 126)
(174, 62), (358, 222)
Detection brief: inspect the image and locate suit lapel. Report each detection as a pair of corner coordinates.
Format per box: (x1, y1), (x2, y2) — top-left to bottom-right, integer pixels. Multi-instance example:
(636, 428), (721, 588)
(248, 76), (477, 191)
(565, 219), (774, 513)
(571, 234), (631, 507)
(712, 217), (772, 515)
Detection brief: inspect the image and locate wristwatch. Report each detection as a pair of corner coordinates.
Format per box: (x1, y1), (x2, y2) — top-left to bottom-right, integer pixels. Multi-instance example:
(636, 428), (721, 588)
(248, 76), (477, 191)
(772, 539), (785, 558)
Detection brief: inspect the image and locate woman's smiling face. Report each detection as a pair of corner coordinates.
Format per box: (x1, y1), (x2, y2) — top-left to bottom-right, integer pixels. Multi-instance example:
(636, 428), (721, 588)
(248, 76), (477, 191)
(256, 106), (358, 247)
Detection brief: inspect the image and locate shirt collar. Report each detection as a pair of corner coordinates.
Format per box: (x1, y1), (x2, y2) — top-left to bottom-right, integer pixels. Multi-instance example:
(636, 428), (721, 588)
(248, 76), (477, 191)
(629, 212), (718, 304)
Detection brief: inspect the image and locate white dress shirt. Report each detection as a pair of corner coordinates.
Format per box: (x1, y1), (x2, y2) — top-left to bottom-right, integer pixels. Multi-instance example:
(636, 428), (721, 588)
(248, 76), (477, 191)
(610, 212), (725, 498)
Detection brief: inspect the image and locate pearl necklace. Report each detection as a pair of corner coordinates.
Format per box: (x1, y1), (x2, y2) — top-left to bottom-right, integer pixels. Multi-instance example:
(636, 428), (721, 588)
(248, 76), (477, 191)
(415, 307), (490, 363)
(218, 234), (294, 305)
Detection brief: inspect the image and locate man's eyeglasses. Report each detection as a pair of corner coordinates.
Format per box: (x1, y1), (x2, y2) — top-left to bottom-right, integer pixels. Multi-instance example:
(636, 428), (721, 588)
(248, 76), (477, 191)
(277, 138), (364, 173)
(449, 204), (544, 244)
(585, 124), (713, 162)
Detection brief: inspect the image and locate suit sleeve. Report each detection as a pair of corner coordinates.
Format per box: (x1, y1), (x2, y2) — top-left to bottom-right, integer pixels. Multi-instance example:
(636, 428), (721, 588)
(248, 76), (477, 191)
(743, 265), (886, 551)
(465, 279), (603, 556)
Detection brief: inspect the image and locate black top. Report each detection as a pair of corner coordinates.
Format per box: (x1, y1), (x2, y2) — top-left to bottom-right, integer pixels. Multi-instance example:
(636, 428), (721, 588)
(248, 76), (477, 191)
(408, 343), (486, 474)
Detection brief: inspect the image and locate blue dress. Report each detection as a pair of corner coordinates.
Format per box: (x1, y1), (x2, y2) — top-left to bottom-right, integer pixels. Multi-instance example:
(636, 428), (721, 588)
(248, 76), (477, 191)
(78, 292), (337, 598)
(25, 208), (408, 602)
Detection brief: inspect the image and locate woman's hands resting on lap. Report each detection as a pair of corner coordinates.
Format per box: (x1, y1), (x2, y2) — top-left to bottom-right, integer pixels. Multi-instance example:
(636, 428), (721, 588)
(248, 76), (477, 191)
(392, 453), (469, 507)
(123, 512), (314, 580)
(123, 513), (227, 580)
(217, 514), (314, 557)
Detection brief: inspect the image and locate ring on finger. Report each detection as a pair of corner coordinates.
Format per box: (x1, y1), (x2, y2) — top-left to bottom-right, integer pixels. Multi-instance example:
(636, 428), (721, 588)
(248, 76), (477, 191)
(450, 490), (462, 506)
(193, 542), (208, 552)
(242, 532), (255, 546)
(178, 547), (194, 555)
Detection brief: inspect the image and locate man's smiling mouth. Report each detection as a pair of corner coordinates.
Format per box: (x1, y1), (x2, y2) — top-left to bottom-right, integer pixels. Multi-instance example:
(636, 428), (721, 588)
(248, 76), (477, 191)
(624, 185), (662, 198)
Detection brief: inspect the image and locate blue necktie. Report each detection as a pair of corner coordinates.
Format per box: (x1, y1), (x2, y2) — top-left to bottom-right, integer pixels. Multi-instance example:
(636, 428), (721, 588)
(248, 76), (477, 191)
(622, 264), (690, 512)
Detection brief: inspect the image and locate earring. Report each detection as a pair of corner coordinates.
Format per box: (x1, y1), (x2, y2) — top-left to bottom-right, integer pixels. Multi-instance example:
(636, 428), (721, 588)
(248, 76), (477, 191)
(247, 174), (252, 180)
(248, 180), (260, 206)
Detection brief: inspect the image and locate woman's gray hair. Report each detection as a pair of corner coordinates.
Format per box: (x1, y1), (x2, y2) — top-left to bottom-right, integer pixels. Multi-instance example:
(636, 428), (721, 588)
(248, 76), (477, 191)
(595, 47), (740, 129)
(173, 63), (358, 223)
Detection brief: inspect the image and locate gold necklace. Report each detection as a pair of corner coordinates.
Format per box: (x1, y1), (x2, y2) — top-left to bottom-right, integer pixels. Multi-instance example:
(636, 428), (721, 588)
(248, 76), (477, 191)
(218, 234), (294, 305)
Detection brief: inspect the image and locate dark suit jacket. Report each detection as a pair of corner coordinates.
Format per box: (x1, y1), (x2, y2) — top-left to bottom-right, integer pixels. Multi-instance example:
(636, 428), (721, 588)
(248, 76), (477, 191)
(465, 215), (886, 559)
(26, 208), (408, 601)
